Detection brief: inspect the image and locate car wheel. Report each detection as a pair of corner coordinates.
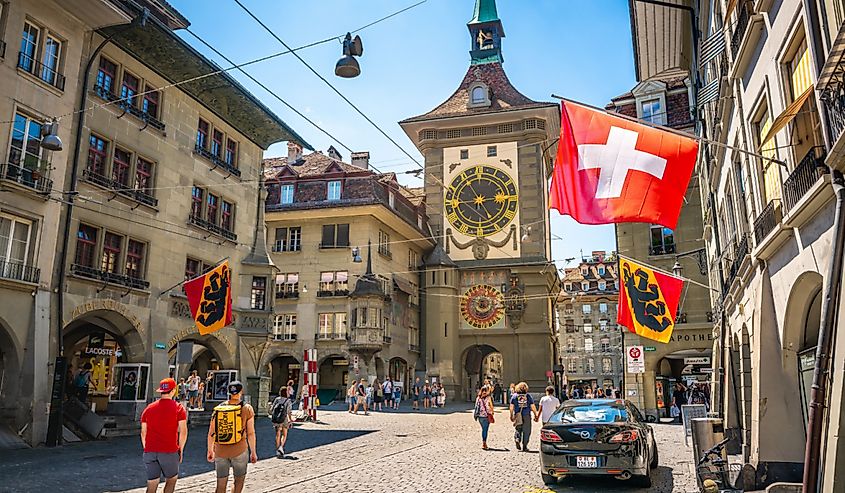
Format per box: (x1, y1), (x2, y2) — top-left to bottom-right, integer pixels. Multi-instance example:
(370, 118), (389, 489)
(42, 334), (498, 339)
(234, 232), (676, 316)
(633, 467), (652, 488)
(650, 442), (659, 469)
(541, 473), (557, 485)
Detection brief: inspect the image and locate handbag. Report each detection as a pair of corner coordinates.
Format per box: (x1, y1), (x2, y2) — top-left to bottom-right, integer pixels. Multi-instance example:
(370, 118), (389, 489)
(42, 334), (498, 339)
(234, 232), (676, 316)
(513, 411), (523, 427)
(486, 398), (495, 423)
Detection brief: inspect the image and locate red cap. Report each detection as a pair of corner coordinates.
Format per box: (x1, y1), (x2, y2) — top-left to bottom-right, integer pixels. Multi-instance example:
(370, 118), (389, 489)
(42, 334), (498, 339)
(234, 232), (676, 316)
(156, 377), (177, 393)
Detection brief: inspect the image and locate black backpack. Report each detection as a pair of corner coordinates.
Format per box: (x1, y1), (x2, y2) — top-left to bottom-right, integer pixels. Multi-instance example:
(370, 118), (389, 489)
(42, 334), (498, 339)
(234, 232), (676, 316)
(271, 397), (289, 424)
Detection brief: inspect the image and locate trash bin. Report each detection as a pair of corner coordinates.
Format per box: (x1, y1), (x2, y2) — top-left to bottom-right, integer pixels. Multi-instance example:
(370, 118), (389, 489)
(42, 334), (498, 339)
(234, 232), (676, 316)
(690, 418), (725, 481)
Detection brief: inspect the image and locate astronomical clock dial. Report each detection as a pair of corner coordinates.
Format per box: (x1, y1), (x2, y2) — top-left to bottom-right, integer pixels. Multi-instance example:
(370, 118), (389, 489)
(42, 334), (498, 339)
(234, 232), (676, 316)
(460, 284), (505, 329)
(444, 166), (518, 237)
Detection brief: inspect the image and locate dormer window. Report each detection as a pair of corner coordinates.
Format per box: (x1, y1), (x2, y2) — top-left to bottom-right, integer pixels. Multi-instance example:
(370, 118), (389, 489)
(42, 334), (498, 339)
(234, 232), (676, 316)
(467, 83), (491, 108)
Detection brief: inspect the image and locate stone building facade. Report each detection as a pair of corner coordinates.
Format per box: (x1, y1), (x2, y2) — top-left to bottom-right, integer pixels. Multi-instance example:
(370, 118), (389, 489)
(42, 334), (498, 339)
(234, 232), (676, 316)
(631, 0), (845, 488)
(0, 0), (308, 445)
(262, 148), (431, 402)
(608, 72), (714, 420)
(399, 0), (560, 400)
(558, 251), (623, 391)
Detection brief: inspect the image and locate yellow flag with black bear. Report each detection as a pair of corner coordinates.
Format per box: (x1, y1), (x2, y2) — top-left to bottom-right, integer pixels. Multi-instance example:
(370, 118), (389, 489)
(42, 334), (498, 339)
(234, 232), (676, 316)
(617, 256), (684, 343)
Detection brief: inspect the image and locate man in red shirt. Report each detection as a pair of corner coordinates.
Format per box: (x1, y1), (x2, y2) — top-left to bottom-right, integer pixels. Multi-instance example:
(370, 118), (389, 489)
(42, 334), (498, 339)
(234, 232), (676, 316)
(141, 378), (188, 493)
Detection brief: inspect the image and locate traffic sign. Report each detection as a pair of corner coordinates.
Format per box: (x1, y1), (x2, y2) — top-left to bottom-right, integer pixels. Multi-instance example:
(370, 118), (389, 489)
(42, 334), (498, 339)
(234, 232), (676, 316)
(626, 345), (645, 374)
(644, 346), (656, 352)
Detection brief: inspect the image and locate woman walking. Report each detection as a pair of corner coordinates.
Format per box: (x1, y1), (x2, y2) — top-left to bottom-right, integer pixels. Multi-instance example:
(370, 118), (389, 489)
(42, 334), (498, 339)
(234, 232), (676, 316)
(509, 382), (538, 452)
(270, 387), (293, 458)
(475, 385), (495, 450)
(346, 382), (356, 413)
(373, 378), (384, 411)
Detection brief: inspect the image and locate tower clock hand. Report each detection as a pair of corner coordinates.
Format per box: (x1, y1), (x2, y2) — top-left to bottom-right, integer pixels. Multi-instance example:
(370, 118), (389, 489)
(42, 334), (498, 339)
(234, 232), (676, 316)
(466, 182), (494, 219)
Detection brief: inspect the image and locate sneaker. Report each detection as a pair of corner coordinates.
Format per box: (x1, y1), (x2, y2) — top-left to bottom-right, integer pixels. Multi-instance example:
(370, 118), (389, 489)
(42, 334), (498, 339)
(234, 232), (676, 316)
(514, 440), (521, 451)
(276, 446), (285, 459)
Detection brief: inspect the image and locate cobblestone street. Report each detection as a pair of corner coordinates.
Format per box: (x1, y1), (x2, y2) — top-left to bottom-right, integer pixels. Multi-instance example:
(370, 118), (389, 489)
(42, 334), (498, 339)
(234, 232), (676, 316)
(0, 403), (699, 493)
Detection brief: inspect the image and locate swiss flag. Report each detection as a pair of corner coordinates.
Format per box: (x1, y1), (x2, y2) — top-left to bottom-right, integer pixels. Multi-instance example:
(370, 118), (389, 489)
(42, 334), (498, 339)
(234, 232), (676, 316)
(549, 101), (699, 229)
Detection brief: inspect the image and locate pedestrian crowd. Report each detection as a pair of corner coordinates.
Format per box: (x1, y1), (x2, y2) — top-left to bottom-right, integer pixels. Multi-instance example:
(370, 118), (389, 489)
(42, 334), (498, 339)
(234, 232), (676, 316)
(473, 381), (562, 452)
(344, 376), (447, 415)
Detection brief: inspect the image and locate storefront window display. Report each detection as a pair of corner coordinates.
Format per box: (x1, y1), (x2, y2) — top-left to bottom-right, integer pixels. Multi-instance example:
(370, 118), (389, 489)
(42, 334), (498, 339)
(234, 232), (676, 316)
(112, 364), (150, 401)
(69, 333), (124, 410)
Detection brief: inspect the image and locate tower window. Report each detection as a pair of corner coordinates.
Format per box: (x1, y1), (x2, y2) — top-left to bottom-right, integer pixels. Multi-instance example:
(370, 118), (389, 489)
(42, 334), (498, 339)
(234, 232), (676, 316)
(471, 86), (486, 104)
(487, 146), (497, 157)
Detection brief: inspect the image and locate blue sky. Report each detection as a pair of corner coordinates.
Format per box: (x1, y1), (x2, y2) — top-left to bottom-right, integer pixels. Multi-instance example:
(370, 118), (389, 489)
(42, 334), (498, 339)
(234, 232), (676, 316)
(169, 0), (636, 267)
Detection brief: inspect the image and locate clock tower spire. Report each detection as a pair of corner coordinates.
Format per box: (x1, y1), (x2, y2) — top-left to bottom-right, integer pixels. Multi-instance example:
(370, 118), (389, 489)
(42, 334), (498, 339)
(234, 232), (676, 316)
(468, 0), (504, 65)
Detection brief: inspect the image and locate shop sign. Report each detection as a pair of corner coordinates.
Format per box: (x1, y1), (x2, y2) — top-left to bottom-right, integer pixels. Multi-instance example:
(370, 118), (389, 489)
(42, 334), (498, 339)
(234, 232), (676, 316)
(626, 346), (645, 374)
(84, 346), (121, 357)
(154, 342), (166, 350)
(333, 359), (349, 366)
(288, 364), (302, 370)
(700, 368), (713, 373)
(644, 346), (656, 352)
(684, 356), (710, 365)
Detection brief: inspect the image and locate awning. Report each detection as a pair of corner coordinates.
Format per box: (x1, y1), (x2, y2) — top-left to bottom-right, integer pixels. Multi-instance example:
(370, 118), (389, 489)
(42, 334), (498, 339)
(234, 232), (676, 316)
(816, 23), (845, 94)
(759, 85), (814, 148)
(393, 276), (415, 295)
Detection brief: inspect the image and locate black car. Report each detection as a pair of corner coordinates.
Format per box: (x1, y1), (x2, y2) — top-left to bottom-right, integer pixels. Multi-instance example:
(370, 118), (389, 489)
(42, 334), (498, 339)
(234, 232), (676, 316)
(539, 399), (658, 487)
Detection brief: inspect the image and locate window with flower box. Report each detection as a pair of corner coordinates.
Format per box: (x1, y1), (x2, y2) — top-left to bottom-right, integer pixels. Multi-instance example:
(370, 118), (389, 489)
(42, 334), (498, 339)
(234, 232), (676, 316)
(275, 273), (299, 298)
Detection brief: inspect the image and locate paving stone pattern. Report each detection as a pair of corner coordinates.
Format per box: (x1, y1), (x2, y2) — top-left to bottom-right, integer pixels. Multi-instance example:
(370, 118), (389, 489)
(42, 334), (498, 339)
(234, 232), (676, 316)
(0, 403), (699, 493)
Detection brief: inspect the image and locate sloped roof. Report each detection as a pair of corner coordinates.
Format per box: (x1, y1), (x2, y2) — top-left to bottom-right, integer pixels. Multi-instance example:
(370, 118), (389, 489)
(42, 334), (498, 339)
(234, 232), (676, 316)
(424, 242), (457, 267)
(263, 152), (365, 179)
(400, 62), (553, 123)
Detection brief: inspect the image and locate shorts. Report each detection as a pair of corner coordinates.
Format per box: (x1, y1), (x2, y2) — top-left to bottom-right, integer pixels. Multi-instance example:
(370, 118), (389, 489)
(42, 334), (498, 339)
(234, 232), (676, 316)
(274, 422), (290, 431)
(215, 450), (249, 478)
(356, 396), (366, 405)
(143, 451), (179, 481)
(188, 390), (198, 398)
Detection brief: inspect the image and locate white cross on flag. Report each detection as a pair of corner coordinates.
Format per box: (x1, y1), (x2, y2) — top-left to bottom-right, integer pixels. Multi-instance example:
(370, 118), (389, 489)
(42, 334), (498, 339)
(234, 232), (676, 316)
(549, 101), (699, 229)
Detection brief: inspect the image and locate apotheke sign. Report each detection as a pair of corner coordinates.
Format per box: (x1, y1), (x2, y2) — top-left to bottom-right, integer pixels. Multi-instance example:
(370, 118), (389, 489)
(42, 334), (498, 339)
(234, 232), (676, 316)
(684, 357), (711, 365)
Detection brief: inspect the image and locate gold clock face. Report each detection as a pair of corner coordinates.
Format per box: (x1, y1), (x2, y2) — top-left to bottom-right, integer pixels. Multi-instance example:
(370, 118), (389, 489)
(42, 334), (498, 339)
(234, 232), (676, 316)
(444, 166), (518, 237)
(460, 284), (505, 329)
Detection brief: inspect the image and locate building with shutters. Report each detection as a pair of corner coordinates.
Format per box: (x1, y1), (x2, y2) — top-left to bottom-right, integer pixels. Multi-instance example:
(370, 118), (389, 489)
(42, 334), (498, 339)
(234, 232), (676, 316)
(262, 146), (432, 402)
(630, 0), (845, 489)
(0, 0), (309, 445)
(557, 251), (624, 391)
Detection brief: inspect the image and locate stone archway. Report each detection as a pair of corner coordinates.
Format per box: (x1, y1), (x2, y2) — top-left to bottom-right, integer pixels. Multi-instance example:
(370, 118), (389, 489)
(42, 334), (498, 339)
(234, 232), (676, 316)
(258, 348), (301, 398)
(462, 344), (502, 401)
(167, 332), (237, 371)
(63, 309), (146, 364)
(0, 318), (22, 428)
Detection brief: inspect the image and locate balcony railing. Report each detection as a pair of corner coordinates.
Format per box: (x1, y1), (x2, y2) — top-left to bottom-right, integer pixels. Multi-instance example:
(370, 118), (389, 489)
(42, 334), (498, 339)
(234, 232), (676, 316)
(94, 85), (167, 133)
(272, 333), (297, 342)
(783, 147), (828, 213)
(271, 241), (301, 253)
(649, 243), (676, 256)
(188, 214), (237, 241)
(194, 144), (240, 177)
(823, 87), (845, 145)
(724, 233), (750, 291)
(315, 332), (348, 341)
(275, 290), (299, 299)
(730, 2), (751, 59)
(753, 199), (781, 244)
(317, 289), (349, 298)
(0, 163), (52, 194)
(71, 263), (150, 290)
(0, 259), (40, 284)
(17, 52), (65, 91)
(82, 168), (158, 207)
(408, 344), (421, 352)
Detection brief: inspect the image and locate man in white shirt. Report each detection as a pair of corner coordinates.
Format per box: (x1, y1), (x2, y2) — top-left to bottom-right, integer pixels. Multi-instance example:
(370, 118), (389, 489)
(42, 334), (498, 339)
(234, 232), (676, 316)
(537, 386), (561, 424)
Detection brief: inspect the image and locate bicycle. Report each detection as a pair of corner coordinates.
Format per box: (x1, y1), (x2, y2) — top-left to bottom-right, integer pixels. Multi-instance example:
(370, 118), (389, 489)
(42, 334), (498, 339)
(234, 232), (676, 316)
(696, 437), (743, 493)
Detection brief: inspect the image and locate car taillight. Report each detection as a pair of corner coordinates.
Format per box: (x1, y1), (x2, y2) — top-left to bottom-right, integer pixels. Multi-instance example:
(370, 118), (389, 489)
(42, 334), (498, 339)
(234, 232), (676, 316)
(540, 429), (563, 442)
(608, 429), (639, 443)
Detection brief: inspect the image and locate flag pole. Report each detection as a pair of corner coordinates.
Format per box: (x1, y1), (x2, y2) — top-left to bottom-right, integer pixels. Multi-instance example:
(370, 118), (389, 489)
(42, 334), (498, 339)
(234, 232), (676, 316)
(550, 95), (788, 167)
(617, 253), (716, 293)
(156, 256), (231, 299)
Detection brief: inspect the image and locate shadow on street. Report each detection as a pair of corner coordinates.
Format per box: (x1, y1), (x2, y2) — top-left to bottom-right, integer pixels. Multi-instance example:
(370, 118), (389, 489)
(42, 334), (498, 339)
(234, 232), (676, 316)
(0, 419), (372, 493)
(542, 465), (675, 492)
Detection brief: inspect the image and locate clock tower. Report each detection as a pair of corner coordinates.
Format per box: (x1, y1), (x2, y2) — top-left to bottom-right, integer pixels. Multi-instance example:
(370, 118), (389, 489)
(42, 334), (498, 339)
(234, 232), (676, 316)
(400, 0), (561, 399)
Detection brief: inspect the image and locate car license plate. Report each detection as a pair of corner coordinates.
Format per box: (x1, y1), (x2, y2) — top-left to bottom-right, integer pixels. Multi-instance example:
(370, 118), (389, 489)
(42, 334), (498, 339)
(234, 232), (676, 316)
(576, 456), (598, 468)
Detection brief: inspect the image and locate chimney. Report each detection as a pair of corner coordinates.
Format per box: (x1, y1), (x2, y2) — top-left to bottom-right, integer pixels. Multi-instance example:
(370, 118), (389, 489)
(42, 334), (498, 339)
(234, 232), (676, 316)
(350, 151), (370, 169)
(287, 141), (302, 162)
(327, 145), (342, 161)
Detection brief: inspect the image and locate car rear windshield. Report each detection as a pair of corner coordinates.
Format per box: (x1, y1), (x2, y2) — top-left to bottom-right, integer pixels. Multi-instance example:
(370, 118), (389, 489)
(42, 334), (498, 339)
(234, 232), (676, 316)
(549, 405), (629, 424)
